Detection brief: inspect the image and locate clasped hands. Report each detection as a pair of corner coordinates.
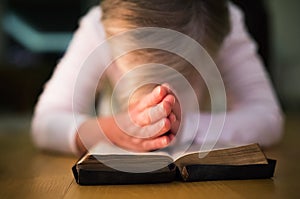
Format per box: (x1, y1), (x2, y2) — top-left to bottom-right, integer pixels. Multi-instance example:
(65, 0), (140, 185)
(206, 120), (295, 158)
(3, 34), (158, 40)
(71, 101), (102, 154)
(101, 84), (180, 152)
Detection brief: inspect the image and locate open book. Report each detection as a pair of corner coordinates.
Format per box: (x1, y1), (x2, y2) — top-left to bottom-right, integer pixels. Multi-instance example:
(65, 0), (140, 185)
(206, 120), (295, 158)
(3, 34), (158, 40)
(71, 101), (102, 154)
(72, 142), (276, 185)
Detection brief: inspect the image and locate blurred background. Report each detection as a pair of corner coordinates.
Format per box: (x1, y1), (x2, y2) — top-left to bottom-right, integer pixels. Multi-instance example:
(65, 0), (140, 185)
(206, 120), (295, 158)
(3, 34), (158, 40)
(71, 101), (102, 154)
(0, 0), (299, 133)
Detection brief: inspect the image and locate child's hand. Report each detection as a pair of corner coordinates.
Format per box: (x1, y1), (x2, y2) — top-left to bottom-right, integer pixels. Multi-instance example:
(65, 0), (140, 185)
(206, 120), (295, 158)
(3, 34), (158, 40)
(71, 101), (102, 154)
(128, 85), (177, 137)
(99, 85), (179, 152)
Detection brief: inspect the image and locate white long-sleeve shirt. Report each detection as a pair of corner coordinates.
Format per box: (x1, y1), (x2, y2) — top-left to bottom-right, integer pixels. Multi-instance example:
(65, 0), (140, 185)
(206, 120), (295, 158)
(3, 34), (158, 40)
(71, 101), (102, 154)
(31, 4), (284, 155)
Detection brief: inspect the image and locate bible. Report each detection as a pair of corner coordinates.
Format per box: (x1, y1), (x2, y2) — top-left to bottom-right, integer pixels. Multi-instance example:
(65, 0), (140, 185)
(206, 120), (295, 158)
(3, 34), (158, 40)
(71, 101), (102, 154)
(72, 143), (276, 185)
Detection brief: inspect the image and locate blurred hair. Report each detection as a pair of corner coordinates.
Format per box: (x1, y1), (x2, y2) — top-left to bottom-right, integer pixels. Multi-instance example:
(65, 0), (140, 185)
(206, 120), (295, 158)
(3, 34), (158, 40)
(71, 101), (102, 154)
(99, 0), (230, 109)
(101, 0), (230, 57)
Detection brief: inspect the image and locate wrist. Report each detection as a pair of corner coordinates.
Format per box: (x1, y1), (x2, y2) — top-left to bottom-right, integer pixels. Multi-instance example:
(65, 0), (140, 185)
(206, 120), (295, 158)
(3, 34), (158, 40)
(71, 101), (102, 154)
(75, 132), (87, 156)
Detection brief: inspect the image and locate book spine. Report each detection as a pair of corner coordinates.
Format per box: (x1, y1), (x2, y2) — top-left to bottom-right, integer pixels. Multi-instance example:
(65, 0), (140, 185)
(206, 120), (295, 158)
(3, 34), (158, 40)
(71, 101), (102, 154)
(182, 159), (276, 182)
(72, 164), (177, 185)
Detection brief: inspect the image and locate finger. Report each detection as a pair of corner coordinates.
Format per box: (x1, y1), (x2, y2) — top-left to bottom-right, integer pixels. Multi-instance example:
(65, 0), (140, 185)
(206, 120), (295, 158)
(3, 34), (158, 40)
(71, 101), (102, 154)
(161, 83), (172, 93)
(135, 118), (171, 139)
(141, 135), (172, 151)
(147, 97), (174, 124)
(136, 85), (169, 111)
(163, 94), (176, 107)
(168, 133), (175, 141)
(116, 132), (172, 152)
(170, 118), (180, 136)
(168, 112), (177, 124)
(136, 95), (175, 126)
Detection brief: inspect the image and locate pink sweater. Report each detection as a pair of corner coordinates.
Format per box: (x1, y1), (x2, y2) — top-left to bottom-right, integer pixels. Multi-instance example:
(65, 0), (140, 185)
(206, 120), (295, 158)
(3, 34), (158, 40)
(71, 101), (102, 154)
(31, 4), (284, 155)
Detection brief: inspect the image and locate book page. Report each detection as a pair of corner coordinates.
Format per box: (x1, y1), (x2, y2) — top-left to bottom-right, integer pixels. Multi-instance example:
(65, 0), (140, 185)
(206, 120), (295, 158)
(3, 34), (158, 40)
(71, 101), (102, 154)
(87, 140), (171, 157)
(84, 139), (241, 162)
(81, 141), (174, 173)
(79, 140), (268, 174)
(174, 143), (268, 168)
(164, 141), (239, 161)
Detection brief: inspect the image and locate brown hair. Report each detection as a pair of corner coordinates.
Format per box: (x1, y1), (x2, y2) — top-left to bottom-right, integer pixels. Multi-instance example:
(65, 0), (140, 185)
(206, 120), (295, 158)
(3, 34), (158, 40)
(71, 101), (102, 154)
(100, 0), (230, 108)
(100, 0), (230, 56)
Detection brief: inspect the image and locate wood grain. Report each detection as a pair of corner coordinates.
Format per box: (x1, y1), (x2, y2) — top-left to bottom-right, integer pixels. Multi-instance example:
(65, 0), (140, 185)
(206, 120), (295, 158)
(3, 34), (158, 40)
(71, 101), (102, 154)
(0, 113), (300, 199)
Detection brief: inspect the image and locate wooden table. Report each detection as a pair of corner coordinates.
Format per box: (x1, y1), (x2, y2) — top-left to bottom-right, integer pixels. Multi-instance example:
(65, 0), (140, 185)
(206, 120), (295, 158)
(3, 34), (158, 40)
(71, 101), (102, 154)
(0, 113), (299, 199)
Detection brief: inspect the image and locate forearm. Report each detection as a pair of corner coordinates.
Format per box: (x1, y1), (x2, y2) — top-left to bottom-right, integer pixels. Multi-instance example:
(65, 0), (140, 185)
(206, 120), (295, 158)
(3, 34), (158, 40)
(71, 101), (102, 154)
(201, 3), (285, 147)
(75, 116), (130, 155)
(31, 112), (88, 154)
(194, 106), (284, 147)
(76, 111), (176, 155)
(75, 117), (109, 155)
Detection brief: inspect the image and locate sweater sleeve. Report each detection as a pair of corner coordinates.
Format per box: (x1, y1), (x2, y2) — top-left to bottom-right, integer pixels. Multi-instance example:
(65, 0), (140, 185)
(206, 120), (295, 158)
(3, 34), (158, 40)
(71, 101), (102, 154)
(194, 4), (284, 147)
(31, 7), (106, 155)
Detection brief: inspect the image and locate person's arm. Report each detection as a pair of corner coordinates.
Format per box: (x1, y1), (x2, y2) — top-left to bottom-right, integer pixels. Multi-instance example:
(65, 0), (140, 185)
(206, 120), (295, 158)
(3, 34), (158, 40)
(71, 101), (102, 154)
(194, 4), (284, 147)
(31, 7), (176, 155)
(76, 85), (177, 154)
(31, 7), (106, 154)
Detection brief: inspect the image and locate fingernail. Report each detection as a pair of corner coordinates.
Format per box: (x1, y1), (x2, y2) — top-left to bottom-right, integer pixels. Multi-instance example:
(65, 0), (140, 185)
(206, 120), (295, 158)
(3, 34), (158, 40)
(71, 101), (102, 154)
(171, 96), (176, 105)
(162, 137), (169, 145)
(170, 113), (176, 123)
(164, 96), (175, 107)
(155, 86), (161, 97)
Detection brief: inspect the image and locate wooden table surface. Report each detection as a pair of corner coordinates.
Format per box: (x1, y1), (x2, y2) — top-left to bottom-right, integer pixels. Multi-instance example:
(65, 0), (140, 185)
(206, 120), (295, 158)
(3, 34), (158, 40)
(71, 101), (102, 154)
(0, 113), (299, 199)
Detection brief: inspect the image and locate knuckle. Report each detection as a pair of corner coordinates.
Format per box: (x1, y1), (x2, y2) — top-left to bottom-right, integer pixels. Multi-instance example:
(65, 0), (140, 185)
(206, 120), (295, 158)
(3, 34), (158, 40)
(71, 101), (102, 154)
(161, 102), (171, 117)
(141, 141), (151, 151)
(132, 138), (142, 145)
(161, 118), (170, 131)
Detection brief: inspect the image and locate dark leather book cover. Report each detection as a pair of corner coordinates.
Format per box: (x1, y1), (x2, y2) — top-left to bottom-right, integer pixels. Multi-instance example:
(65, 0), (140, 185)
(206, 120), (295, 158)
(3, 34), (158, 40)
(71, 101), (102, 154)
(72, 154), (177, 185)
(72, 143), (276, 185)
(178, 159), (276, 182)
